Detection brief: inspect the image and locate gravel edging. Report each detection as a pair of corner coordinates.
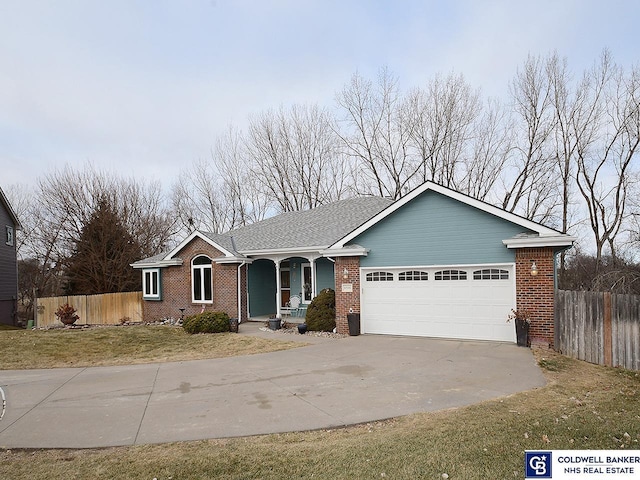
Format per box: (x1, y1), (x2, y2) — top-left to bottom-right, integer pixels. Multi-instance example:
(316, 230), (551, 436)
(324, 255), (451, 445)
(258, 326), (346, 339)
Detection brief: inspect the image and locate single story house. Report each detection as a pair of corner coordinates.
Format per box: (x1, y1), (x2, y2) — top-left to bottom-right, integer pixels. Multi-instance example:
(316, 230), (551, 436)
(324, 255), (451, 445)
(133, 181), (575, 346)
(0, 186), (21, 326)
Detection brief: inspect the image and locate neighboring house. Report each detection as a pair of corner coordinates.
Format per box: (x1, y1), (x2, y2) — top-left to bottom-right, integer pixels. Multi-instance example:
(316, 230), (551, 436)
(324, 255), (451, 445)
(133, 182), (575, 346)
(0, 186), (21, 326)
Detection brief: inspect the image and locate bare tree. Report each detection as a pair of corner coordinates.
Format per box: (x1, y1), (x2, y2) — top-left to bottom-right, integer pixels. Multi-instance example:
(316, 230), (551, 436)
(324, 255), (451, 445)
(247, 103), (351, 211)
(172, 158), (232, 234)
(575, 51), (640, 267)
(335, 68), (415, 199)
(406, 73), (482, 189)
(460, 98), (512, 201)
(215, 126), (270, 228)
(501, 54), (560, 223)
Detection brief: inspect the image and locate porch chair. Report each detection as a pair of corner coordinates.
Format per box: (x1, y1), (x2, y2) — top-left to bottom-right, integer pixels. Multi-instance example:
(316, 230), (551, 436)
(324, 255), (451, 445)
(288, 295), (302, 317)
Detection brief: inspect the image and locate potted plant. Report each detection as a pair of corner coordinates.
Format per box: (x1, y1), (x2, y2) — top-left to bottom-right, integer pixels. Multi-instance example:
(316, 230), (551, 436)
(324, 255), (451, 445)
(55, 303), (79, 326)
(268, 317), (281, 330)
(507, 309), (530, 347)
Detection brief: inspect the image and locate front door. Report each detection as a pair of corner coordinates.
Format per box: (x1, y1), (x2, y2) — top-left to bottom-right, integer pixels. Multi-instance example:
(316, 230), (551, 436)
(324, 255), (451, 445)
(302, 263), (312, 303)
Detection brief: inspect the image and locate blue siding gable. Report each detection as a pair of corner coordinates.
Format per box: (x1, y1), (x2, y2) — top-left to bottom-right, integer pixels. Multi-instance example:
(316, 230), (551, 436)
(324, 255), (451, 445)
(352, 190), (535, 267)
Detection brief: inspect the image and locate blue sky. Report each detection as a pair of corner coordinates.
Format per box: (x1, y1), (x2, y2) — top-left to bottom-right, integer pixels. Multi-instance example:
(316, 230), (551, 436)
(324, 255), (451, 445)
(1, 0), (639, 188)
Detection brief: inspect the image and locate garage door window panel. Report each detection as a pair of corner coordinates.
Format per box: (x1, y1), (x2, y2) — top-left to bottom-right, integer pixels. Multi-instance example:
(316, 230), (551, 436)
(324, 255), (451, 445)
(434, 270), (467, 280)
(366, 271), (394, 282)
(399, 270), (428, 281)
(473, 268), (509, 280)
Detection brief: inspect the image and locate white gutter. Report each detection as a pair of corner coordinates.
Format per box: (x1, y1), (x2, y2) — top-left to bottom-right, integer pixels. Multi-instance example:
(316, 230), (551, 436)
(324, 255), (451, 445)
(130, 259), (183, 269)
(502, 235), (576, 249)
(320, 245), (369, 257)
(239, 245), (329, 256)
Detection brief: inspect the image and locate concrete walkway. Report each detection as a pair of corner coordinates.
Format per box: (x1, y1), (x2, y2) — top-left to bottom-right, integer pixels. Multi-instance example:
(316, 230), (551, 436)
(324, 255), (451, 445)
(0, 323), (546, 449)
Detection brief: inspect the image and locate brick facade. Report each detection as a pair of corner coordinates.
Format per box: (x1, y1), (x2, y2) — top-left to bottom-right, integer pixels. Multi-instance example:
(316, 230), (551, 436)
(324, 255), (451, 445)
(142, 237), (248, 322)
(515, 247), (555, 347)
(334, 256), (361, 335)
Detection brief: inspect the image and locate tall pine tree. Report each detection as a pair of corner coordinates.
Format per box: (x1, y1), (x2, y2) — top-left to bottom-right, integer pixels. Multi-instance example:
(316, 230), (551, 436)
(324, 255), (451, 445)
(65, 199), (142, 295)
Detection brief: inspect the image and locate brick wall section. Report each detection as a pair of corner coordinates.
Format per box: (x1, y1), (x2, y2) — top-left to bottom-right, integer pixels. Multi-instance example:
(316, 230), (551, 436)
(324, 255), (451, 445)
(515, 247), (555, 347)
(142, 237), (248, 322)
(334, 256), (361, 335)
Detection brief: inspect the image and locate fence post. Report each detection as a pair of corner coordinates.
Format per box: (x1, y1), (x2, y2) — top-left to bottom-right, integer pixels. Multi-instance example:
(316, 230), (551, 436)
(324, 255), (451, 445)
(603, 292), (612, 367)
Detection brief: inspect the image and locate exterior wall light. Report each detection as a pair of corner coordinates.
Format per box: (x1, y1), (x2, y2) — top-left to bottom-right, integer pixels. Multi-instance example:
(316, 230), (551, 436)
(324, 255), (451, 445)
(343, 268), (349, 279)
(531, 261), (538, 276)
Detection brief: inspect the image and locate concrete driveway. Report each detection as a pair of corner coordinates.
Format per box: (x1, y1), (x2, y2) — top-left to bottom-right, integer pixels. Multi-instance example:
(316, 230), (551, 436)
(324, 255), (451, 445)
(0, 324), (546, 449)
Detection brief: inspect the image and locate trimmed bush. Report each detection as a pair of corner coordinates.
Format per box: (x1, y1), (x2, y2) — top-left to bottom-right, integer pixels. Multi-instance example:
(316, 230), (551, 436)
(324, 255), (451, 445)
(305, 288), (336, 332)
(182, 311), (230, 334)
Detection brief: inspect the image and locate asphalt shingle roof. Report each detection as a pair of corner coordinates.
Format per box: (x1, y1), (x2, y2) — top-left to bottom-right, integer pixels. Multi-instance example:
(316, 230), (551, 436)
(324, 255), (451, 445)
(133, 196), (393, 265)
(215, 196), (393, 252)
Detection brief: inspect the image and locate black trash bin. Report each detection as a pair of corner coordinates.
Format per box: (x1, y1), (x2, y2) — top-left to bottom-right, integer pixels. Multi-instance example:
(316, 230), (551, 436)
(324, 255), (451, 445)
(347, 313), (360, 336)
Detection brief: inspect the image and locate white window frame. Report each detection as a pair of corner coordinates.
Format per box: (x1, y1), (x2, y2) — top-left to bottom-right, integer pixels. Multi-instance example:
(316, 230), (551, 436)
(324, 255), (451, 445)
(301, 262), (313, 304)
(6, 225), (14, 246)
(192, 255), (213, 304)
(142, 268), (161, 300)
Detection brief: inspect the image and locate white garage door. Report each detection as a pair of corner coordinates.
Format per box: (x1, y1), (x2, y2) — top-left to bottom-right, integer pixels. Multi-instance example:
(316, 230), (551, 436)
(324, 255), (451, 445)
(360, 265), (516, 342)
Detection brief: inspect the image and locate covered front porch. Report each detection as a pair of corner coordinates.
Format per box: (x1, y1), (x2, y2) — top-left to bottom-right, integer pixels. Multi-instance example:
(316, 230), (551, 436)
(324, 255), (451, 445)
(247, 255), (335, 319)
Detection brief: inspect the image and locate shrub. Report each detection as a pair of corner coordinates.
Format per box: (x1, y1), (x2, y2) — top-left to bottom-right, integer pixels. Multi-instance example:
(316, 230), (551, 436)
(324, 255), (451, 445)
(182, 311), (230, 334)
(305, 288), (335, 332)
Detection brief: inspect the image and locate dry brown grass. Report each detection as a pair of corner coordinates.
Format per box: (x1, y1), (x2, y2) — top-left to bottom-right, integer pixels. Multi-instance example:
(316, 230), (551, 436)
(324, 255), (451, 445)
(1, 349), (638, 479)
(0, 325), (303, 369)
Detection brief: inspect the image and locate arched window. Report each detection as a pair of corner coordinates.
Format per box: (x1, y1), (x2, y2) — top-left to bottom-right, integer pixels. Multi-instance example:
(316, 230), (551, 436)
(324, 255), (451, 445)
(192, 255), (213, 303)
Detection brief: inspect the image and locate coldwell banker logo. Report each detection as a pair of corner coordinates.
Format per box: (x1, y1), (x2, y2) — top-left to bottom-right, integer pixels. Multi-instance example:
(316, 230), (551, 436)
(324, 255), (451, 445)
(525, 451), (552, 478)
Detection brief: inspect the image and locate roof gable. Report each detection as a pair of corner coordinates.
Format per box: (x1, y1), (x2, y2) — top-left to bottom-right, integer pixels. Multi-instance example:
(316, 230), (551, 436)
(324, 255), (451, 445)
(330, 181), (569, 250)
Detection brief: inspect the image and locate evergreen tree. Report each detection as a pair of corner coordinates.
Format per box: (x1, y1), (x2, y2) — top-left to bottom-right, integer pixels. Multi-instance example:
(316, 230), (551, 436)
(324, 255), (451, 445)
(65, 199), (142, 295)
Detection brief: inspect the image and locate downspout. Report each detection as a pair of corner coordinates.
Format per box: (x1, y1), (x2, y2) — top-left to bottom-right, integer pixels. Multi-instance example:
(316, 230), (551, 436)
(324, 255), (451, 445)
(237, 261), (246, 323)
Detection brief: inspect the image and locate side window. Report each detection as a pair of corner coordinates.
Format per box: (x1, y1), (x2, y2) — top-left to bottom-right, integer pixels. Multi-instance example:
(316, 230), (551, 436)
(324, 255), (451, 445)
(192, 255), (213, 303)
(434, 270), (467, 281)
(398, 271), (428, 281)
(365, 271), (394, 282)
(142, 269), (161, 300)
(6, 226), (14, 246)
(473, 269), (509, 280)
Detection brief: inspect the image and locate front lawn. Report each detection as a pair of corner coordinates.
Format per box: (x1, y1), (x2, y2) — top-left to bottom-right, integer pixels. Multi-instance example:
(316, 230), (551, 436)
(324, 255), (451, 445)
(1, 350), (638, 479)
(0, 325), (303, 369)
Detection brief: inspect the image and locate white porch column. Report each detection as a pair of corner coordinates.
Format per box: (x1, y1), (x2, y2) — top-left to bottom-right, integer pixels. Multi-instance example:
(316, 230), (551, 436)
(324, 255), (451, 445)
(310, 258), (317, 299)
(274, 259), (282, 318)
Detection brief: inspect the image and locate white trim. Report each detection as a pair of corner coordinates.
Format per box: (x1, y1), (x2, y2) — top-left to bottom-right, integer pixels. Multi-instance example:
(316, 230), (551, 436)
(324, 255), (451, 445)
(131, 259), (183, 269)
(142, 268), (161, 300)
(329, 181), (567, 249)
(191, 255), (213, 304)
(166, 230), (236, 260)
(240, 245), (329, 256)
(214, 256), (254, 264)
(301, 263), (312, 304)
(320, 245), (369, 257)
(360, 262), (515, 271)
(502, 235), (576, 249)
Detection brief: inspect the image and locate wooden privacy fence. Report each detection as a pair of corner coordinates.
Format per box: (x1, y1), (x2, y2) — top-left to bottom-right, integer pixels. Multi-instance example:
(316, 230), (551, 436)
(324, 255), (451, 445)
(37, 291), (143, 327)
(555, 290), (640, 371)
